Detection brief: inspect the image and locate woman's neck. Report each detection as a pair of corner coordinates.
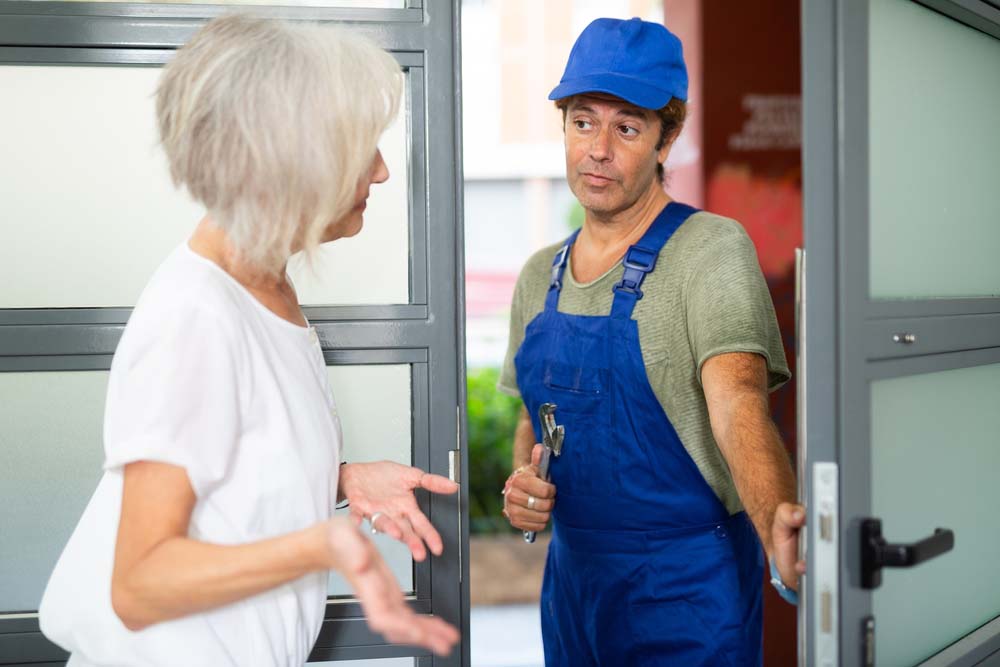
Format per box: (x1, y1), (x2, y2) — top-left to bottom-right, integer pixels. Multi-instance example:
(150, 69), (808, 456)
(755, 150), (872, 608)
(187, 217), (306, 327)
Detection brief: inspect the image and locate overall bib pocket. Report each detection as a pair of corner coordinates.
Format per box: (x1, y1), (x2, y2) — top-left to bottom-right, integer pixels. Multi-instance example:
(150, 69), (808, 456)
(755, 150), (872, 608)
(542, 360), (616, 497)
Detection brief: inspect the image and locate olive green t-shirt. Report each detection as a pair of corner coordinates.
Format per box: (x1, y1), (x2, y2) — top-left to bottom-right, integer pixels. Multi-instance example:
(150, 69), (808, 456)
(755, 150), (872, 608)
(497, 210), (790, 514)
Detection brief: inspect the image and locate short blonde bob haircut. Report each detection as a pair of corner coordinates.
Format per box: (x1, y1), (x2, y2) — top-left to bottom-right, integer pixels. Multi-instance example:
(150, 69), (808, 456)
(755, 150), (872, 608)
(157, 14), (401, 275)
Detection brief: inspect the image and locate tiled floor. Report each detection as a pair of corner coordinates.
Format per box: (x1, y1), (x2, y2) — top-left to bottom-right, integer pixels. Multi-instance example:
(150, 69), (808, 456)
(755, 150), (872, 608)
(471, 604), (545, 667)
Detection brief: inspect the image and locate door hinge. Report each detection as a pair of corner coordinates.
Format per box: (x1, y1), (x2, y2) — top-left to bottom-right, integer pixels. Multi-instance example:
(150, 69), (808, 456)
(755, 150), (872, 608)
(448, 449), (461, 484)
(863, 615), (875, 667)
(449, 436), (462, 585)
(455, 406), (463, 584)
(449, 448), (463, 584)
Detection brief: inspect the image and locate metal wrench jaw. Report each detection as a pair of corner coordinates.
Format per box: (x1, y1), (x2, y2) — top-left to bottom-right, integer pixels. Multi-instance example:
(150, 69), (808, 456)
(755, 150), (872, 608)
(536, 425), (564, 482)
(551, 425), (565, 457)
(539, 403), (559, 448)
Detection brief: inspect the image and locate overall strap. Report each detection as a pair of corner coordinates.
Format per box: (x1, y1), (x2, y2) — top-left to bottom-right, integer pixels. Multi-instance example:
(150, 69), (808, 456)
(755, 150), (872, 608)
(544, 228), (582, 311)
(610, 202), (700, 319)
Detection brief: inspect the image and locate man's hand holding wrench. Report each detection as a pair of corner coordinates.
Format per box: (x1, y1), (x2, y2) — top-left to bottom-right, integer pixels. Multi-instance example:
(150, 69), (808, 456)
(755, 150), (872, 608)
(502, 403), (563, 539)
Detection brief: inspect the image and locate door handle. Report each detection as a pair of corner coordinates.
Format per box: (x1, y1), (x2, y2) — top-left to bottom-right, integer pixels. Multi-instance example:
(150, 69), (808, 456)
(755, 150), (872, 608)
(861, 518), (955, 589)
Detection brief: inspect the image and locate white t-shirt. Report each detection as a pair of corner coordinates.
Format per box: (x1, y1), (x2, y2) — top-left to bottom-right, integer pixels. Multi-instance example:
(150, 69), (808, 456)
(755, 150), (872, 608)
(39, 244), (342, 666)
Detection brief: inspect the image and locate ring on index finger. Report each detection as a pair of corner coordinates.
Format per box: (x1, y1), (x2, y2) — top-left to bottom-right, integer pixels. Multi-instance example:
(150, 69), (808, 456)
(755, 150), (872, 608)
(370, 511), (384, 535)
(527, 495), (536, 509)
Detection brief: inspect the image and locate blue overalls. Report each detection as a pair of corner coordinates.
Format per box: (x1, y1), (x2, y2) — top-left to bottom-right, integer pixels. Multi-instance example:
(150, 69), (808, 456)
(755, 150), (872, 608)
(514, 202), (764, 666)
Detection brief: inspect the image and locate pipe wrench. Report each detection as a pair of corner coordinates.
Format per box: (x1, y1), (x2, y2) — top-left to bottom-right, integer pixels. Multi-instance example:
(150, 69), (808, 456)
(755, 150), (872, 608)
(524, 402), (564, 544)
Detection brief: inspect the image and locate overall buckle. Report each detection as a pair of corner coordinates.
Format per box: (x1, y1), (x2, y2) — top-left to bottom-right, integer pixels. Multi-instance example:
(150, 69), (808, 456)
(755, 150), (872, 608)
(613, 245), (656, 299)
(549, 244), (570, 290)
(613, 277), (643, 299)
(622, 245), (657, 272)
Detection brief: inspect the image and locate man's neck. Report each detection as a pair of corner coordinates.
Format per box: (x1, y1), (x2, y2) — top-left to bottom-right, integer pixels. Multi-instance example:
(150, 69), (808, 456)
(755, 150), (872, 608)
(579, 187), (671, 254)
(569, 187), (671, 284)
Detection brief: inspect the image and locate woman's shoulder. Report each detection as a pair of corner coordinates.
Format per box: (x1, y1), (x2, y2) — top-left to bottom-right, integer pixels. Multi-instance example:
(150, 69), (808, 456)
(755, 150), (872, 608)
(126, 245), (249, 340)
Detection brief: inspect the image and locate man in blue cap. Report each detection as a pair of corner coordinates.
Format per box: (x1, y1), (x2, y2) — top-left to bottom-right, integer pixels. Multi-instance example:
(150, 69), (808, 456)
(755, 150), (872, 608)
(498, 17), (807, 665)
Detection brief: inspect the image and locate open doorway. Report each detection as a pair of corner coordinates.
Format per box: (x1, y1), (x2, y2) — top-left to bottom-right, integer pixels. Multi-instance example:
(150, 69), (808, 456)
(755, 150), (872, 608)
(461, 1), (802, 664)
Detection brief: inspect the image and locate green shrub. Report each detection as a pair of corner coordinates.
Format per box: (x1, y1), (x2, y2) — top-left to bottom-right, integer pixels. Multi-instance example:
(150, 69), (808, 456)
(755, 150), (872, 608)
(465, 367), (522, 534)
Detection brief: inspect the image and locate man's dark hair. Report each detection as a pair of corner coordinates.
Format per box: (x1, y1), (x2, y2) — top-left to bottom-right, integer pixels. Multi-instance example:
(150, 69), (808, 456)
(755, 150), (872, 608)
(555, 96), (687, 184)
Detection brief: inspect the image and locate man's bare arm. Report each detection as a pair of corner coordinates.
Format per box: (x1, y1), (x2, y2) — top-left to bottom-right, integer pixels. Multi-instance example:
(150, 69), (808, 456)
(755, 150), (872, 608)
(512, 404), (536, 469)
(701, 352), (796, 557)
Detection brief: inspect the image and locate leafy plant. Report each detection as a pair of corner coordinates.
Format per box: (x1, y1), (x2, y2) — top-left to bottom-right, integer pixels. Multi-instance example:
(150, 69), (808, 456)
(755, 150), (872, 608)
(465, 367), (522, 534)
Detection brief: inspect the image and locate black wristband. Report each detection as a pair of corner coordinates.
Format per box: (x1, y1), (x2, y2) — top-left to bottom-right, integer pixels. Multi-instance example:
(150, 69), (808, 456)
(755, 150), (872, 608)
(336, 461), (349, 509)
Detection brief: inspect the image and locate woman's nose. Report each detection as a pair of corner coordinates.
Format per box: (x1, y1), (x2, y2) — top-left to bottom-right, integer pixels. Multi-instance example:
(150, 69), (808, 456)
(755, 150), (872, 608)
(371, 149), (389, 184)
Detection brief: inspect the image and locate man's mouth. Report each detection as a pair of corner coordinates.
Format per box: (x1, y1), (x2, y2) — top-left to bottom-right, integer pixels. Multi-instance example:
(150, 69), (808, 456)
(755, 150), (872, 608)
(581, 172), (614, 185)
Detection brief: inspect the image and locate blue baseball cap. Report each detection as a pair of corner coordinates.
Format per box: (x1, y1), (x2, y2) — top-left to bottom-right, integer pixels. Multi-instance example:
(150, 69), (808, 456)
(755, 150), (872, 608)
(548, 17), (688, 109)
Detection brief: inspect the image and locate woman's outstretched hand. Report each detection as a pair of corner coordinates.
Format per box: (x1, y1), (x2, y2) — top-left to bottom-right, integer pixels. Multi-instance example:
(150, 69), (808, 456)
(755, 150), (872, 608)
(317, 517), (459, 656)
(339, 461), (459, 561)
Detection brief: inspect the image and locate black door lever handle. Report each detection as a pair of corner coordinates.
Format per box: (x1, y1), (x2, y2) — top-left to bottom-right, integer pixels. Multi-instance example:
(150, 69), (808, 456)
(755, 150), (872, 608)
(861, 518), (955, 589)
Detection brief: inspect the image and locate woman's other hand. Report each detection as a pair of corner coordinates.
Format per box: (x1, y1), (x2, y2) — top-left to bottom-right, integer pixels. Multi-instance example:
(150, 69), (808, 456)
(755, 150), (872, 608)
(316, 518), (458, 656)
(338, 462), (459, 561)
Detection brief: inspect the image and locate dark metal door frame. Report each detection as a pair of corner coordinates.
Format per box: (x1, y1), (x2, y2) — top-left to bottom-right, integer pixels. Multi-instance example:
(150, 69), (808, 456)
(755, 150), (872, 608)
(0, 1), (469, 664)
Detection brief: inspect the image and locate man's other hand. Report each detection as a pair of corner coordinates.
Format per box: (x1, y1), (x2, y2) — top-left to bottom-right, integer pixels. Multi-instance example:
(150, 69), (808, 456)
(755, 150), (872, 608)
(772, 501), (807, 590)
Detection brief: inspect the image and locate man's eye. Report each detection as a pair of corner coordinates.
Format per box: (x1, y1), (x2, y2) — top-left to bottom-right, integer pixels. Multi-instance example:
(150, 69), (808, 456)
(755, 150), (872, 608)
(574, 119), (592, 130)
(619, 126), (639, 137)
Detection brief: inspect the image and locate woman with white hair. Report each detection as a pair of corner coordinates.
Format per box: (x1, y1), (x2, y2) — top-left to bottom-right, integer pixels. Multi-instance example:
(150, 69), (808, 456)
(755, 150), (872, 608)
(38, 14), (459, 666)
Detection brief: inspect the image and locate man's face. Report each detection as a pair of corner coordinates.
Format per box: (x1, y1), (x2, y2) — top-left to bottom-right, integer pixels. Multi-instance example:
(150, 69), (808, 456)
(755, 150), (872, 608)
(563, 94), (670, 217)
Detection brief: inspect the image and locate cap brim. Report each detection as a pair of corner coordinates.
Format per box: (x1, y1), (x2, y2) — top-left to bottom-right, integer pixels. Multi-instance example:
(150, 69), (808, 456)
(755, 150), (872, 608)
(548, 73), (679, 109)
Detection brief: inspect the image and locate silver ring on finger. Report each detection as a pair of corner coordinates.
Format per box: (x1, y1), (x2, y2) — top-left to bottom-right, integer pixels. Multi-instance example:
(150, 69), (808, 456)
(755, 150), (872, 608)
(527, 495), (536, 509)
(370, 511), (384, 535)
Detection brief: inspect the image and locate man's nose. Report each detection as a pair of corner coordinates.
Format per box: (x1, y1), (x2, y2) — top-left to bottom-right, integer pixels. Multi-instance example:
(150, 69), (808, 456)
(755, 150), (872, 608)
(588, 126), (613, 162)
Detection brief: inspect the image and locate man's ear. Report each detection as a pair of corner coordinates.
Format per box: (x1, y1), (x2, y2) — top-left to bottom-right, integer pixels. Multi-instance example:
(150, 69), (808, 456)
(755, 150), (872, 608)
(657, 125), (682, 163)
(657, 138), (674, 165)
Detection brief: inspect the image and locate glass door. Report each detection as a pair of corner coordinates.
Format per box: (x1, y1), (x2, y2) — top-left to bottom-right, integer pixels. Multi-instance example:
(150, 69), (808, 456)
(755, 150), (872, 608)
(801, 0), (1000, 665)
(0, 1), (469, 665)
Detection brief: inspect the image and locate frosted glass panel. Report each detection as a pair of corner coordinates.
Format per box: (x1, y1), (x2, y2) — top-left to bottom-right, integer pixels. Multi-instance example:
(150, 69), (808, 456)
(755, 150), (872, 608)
(326, 364), (414, 595)
(0, 366), (415, 610)
(0, 371), (108, 612)
(869, 0), (1000, 299)
(0, 65), (409, 307)
(290, 90), (410, 306)
(0, 66), (200, 308)
(871, 363), (1000, 665)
